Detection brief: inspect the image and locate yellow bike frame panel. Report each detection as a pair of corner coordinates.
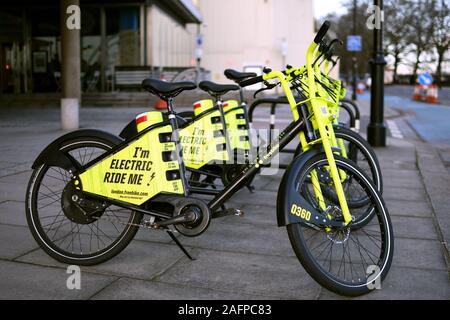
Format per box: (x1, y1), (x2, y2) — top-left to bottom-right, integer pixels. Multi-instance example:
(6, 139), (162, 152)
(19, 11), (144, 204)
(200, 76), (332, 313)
(179, 110), (229, 169)
(224, 100), (251, 151)
(136, 111), (164, 132)
(136, 109), (229, 170)
(79, 124), (184, 206)
(193, 99), (214, 116)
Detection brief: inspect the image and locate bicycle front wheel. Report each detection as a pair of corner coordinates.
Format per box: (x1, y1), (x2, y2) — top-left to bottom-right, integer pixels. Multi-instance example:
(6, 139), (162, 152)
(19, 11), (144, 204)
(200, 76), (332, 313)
(287, 154), (394, 296)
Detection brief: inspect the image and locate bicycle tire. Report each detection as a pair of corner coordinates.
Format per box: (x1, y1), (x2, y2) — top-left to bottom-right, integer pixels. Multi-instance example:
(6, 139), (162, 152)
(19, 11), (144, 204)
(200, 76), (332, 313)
(286, 154), (393, 296)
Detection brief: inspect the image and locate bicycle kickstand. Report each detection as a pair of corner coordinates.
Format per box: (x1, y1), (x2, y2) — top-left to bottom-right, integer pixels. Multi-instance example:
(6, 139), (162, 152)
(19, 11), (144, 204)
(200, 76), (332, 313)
(166, 230), (195, 261)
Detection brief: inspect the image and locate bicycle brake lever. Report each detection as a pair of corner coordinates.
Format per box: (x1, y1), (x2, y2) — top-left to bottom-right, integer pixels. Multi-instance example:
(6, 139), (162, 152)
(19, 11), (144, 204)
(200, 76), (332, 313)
(253, 82), (277, 98)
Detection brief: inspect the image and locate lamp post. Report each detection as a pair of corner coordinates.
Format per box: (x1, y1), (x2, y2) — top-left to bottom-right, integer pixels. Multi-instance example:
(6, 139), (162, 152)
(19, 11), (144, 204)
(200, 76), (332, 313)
(352, 0), (357, 101)
(367, 0), (387, 146)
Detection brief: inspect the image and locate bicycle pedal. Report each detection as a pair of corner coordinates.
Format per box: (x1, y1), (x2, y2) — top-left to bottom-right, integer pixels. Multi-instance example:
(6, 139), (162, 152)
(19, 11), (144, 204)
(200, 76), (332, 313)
(212, 208), (245, 219)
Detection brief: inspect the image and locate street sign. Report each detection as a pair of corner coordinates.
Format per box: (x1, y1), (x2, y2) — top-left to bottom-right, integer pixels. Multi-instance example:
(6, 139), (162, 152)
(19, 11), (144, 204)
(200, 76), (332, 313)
(347, 35), (362, 52)
(195, 34), (203, 60)
(418, 73), (433, 86)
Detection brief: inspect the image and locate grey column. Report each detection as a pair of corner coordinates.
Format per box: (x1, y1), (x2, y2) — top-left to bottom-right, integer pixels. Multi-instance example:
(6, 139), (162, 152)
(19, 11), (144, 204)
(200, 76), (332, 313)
(60, 0), (80, 130)
(100, 7), (107, 92)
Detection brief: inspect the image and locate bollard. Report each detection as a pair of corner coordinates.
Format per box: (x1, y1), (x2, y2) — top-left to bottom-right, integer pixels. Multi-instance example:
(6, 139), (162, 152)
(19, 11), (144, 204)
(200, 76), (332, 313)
(61, 98), (79, 130)
(426, 85), (439, 104)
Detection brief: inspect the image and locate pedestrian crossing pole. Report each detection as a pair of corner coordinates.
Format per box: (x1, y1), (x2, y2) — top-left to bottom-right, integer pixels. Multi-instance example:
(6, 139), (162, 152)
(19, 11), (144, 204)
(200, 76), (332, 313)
(367, 0), (387, 147)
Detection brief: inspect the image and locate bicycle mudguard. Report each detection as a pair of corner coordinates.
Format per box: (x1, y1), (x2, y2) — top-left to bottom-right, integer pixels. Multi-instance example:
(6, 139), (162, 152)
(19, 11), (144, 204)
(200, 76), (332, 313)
(119, 120), (138, 140)
(276, 147), (344, 228)
(32, 129), (123, 171)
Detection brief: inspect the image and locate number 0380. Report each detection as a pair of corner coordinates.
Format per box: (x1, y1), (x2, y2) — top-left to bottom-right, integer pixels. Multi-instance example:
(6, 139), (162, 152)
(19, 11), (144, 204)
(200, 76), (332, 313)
(290, 204), (312, 221)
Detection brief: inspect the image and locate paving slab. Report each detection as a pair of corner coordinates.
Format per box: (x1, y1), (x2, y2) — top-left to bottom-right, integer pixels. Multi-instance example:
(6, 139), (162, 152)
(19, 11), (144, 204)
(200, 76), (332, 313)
(250, 175), (281, 191)
(0, 260), (116, 300)
(416, 142), (450, 268)
(393, 237), (447, 271)
(0, 200), (27, 226)
(382, 185), (428, 202)
(17, 240), (186, 280)
(259, 177), (283, 192)
(157, 249), (321, 299)
(382, 173), (424, 189)
(385, 199), (432, 218)
(319, 266), (450, 300)
(0, 182), (27, 202)
(221, 204), (278, 226)
(0, 163), (32, 177)
(182, 220), (294, 257)
(0, 224), (39, 260)
(381, 168), (422, 182)
(379, 159), (418, 171)
(228, 189), (279, 207)
(0, 170), (34, 184)
(91, 278), (274, 300)
(133, 228), (176, 244)
(0, 171), (31, 202)
(390, 215), (439, 240)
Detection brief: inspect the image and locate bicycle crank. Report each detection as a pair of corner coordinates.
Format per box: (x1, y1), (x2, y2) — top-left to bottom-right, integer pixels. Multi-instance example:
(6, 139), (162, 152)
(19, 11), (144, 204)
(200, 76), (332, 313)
(151, 196), (211, 237)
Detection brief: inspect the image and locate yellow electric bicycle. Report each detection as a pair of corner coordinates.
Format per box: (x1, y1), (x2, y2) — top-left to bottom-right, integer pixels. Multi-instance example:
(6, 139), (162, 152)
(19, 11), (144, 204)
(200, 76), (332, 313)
(25, 21), (393, 296)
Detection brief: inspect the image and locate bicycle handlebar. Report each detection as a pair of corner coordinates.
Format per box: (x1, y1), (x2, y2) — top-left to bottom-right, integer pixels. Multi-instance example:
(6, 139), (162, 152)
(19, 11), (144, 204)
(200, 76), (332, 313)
(314, 20), (330, 44)
(239, 75), (264, 88)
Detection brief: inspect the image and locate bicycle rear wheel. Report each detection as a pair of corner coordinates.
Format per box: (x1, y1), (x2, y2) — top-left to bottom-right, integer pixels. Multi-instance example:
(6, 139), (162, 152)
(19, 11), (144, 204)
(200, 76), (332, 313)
(26, 137), (143, 265)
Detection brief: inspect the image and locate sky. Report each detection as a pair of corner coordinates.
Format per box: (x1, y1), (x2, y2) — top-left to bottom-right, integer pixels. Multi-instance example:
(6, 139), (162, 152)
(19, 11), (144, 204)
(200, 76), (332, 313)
(313, 0), (348, 19)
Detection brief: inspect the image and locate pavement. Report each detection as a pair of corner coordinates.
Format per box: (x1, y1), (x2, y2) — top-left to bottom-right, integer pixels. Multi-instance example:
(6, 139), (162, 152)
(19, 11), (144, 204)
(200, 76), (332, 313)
(0, 94), (449, 300)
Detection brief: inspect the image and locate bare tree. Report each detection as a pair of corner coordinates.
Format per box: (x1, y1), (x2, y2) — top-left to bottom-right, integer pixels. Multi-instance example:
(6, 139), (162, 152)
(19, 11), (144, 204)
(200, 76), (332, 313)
(384, 0), (413, 83)
(324, 0), (373, 82)
(430, 0), (450, 87)
(404, 0), (435, 82)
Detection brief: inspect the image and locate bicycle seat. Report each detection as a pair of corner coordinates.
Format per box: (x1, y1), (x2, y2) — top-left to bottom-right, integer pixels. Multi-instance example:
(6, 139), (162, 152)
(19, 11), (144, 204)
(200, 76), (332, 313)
(142, 78), (196, 99)
(199, 81), (239, 96)
(224, 69), (257, 82)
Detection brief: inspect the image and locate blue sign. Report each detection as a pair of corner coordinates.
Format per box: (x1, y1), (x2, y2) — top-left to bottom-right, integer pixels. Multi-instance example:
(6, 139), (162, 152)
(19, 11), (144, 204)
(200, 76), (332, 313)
(347, 35), (362, 52)
(418, 73), (433, 86)
(196, 35), (203, 47)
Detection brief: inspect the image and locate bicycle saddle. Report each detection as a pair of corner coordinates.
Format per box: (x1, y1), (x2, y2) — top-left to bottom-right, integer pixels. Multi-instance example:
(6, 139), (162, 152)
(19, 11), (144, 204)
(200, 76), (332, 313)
(199, 81), (239, 96)
(142, 78), (196, 99)
(224, 69), (257, 82)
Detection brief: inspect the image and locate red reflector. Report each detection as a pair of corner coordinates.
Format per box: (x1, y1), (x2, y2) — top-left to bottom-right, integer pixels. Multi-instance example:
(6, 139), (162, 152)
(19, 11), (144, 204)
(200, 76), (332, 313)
(136, 115), (148, 125)
(223, 103), (229, 108)
(194, 103), (202, 109)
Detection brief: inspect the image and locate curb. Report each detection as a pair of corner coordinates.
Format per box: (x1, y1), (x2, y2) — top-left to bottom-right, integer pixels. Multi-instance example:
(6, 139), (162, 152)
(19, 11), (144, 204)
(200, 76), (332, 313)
(415, 142), (450, 272)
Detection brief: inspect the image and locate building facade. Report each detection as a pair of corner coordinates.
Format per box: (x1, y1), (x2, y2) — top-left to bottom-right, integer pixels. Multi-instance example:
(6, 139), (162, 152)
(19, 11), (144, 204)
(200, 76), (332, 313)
(0, 0), (201, 94)
(0, 0), (317, 94)
(194, 0), (315, 82)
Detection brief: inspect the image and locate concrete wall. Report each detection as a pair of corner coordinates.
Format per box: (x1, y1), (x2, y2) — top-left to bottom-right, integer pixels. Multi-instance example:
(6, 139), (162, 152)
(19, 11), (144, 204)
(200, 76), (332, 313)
(195, 0), (314, 82)
(147, 5), (197, 67)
